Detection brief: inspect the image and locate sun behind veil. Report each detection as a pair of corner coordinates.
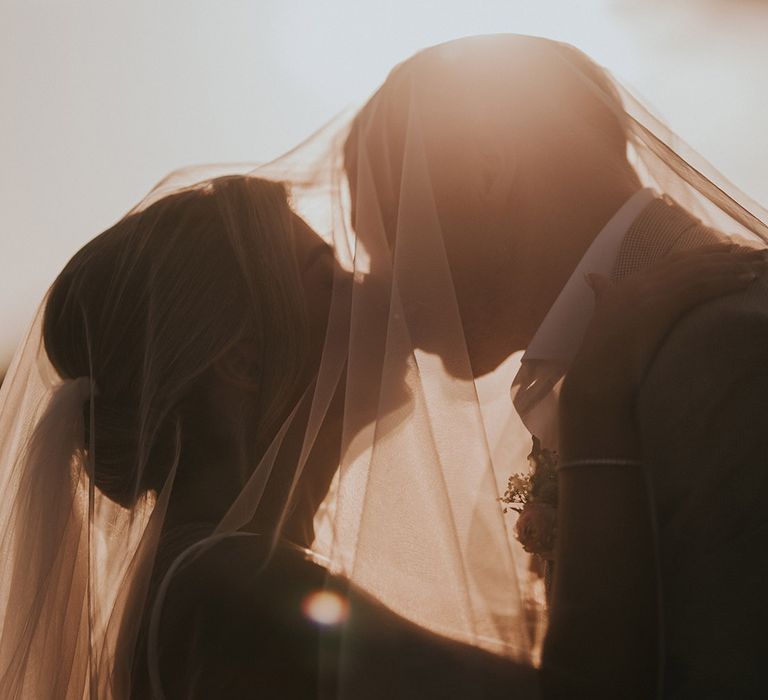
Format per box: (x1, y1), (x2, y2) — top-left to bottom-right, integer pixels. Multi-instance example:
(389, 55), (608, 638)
(1, 33), (766, 699)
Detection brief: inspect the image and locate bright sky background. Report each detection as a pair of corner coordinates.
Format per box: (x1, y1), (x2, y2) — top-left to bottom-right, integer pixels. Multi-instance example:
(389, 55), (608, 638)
(2, 0), (767, 368)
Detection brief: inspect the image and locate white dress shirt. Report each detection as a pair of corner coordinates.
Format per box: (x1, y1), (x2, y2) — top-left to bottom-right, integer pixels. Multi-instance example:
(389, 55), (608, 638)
(511, 188), (657, 449)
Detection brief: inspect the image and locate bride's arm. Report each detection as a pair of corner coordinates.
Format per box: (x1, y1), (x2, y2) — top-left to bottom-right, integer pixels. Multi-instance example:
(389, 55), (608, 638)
(541, 244), (768, 698)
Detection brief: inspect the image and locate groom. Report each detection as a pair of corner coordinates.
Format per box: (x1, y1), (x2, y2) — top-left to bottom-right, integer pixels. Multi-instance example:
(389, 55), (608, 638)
(345, 35), (768, 697)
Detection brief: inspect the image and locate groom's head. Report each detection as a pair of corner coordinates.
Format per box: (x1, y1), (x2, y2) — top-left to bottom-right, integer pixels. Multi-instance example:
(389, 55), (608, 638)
(344, 35), (641, 376)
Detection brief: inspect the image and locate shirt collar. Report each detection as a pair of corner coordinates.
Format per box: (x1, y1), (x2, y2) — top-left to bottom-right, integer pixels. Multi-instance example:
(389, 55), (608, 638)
(521, 188), (657, 366)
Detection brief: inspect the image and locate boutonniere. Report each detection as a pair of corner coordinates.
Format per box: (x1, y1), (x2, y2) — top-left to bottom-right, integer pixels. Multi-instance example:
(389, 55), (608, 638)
(501, 436), (558, 561)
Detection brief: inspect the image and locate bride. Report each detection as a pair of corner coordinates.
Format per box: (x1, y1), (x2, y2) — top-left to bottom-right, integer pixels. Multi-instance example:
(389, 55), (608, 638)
(0, 34), (765, 699)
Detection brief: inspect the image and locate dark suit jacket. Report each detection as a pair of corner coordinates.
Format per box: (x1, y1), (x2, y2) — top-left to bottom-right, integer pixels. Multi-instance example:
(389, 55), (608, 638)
(616, 197), (768, 698)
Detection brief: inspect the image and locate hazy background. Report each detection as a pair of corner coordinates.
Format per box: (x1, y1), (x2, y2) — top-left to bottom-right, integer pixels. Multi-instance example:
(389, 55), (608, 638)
(2, 0), (767, 371)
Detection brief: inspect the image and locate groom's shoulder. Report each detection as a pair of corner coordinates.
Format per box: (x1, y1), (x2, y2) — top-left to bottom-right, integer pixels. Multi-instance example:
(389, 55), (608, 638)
(636, 276), (768, 700)
(637, 268), (768, 448)
(646, 269), (768, 389)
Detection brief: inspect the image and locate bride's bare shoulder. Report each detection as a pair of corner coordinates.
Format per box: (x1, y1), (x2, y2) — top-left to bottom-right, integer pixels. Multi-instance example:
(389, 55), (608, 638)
(154, 534), (538, 699)
(152, 534), (331, 697)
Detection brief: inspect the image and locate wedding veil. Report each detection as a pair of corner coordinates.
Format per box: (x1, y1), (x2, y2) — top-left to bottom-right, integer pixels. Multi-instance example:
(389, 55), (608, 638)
(1, 34), (766, 699)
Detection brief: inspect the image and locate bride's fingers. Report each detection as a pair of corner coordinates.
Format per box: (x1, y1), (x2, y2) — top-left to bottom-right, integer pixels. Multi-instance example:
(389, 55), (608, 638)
(598, 246), (766, 302)
(572, 245), (767, 405)
(693, 246), (768, 264)
(645, 251), (768, 297)
(588, 243), (767, 325)
(637, 262), (766, 352)
(590, 262), (764, 324)
(670, 253), (768, 291)
(661, 243), (764, 269)
(674, 265), (765, 305)
(659, 242), (739, 266)
(658, 248), (766, 281)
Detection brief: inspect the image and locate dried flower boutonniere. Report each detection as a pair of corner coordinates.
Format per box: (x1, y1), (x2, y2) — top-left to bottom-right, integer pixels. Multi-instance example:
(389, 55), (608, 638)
(500, 436), (559, 561)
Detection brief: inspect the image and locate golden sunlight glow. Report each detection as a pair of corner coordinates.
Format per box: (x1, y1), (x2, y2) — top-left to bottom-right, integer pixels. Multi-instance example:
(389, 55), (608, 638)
(302, 590), (349, 626)
(2, 1), (766, 368)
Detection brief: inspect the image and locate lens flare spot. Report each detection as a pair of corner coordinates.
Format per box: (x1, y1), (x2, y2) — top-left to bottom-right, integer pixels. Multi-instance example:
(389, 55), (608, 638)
(302, 590), (349, 626)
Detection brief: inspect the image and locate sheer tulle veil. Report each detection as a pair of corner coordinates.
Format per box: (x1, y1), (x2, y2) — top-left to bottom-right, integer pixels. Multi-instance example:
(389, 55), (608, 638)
(1, 34), (766, 699)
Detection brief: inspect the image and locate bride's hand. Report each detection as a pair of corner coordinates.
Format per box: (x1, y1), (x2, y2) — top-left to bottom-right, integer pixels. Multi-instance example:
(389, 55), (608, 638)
(560, 242), (768, 459)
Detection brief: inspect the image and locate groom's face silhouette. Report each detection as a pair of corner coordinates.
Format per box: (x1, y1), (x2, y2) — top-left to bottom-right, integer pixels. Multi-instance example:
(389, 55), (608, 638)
(345, 36), (641, 377)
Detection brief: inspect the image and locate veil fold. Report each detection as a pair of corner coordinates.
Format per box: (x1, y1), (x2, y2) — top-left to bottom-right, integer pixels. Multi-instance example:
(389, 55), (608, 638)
(1, 33), (765, 699)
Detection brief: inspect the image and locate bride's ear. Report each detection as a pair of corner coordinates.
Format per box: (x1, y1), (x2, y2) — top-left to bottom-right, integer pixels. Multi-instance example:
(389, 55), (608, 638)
(213, 339), (261, 392)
